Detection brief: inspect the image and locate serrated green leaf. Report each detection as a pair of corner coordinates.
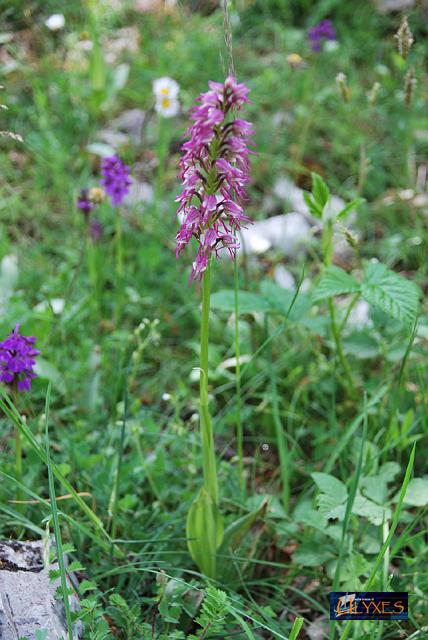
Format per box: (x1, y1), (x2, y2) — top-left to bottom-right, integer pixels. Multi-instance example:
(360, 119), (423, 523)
(67, 560), (85, 572)
(361, 262), (419, 326)
(211, 290), (272, 314)
(313, 266), (360, 302)
(337, 197), (366, 220)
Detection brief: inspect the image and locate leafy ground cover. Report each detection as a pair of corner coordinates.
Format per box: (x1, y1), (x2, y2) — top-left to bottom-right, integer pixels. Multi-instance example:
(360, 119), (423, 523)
(0, 1), (427, 638)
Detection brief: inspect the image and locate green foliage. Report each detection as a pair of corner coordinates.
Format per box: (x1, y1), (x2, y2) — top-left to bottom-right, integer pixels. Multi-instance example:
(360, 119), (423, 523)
(189, 587), (230, 639)
(313, 266), (360, 301)
(314, 262), (420, 327)
(0, 2), (427, 638)
(361, 262), (420, 326)
(186, 487), (224, 579)
(105, 593), (145, 639)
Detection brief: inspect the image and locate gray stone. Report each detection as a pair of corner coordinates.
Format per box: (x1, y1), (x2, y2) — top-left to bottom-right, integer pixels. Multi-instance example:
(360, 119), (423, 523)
(375, 0), (415, 12)
(0, 540), (81, 640)
(113, 108), (147, 141)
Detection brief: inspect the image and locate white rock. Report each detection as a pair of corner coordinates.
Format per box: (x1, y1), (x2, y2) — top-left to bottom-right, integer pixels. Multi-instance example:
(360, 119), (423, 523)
(113, 108), (146, 140)
(35, 298), (65, 315)
(273, 175), (345, 218)
(347, 299), (372, 329)
(96, 129), (129, 149)
(274, 265), (295, 290)
(376, 0), (415, 12)
(1, 254), (18, 288)
(44, 14), (65, 31)
(124, 180), (154, 206)
(240, 212), (312, 257)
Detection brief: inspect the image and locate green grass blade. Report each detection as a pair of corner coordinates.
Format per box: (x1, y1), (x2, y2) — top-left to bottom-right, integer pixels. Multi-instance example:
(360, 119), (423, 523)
(339, 443), (416, 640)
(45, 383), (74, 640)
(289, 617), (304, 640)
(0, 387), (113, 546)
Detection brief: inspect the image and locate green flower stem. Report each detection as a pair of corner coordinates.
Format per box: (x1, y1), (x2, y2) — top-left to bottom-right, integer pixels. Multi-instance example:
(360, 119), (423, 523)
(199, 259), (218, 505)
(323, 218), (355, 393)
(12, 387), (22, 489)
(155, 117), (170, 210)
(114, 206), (124, 324)
(15, 423), (22, 481)
(233, 258), (244, 494)
(266, 317), (290, 512)
(87, 236), (100, 320)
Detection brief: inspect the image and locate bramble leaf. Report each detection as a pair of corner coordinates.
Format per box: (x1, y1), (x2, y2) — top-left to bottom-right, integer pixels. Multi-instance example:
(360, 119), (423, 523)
(313, 266), (360, 302)
(361, 262), (419, 326)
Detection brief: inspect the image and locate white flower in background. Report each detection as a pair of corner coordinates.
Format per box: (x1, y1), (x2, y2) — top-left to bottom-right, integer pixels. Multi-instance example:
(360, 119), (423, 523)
(44, 14), (65, 31)
(155, 97), (180, 117)
(153, 76), (180, 118)
(153, 77), (179, 99)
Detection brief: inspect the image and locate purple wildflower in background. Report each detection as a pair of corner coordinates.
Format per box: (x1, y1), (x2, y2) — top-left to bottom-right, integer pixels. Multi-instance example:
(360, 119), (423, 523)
(308, 19), (336, 52)
(100, 155), (132, 207)
(175, 76), (254, 282)
(77, 188), (95, 217)
(0, 324), (39, 392)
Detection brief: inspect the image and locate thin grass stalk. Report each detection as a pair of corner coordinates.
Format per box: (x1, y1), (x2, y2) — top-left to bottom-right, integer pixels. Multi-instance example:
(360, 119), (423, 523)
(330, 393), (367, 640)
(289, 618), (304, 640)
(322, 218), (355, 392)
(44, 383), (74, 640)
(339, 443), (416, 640)
(114, 205), (124, 323)
(87, 235), (100, 320)
(0, 388), (114, 549)
(267, 316), (290, 512)
(12, 386), (22, 490)
(110, 381), (128, 540)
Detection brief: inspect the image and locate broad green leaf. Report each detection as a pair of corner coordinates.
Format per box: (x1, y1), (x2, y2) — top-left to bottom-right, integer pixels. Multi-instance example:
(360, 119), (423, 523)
(293, 545), (333, 567)
(34, 359), (66, 395)
(317, 494), (346, 520)
(313, 266), (360, 302)
(351, 494), (391, 526)
(303, 191), (322, 218)
(361, 262), (419, 326)
(218, 498), (268, 555)
(312, 472), (348, 519)
(401, 477), (428, 506)
(311, 472), (348, 502)
(260, 280), (311, 320)
(211, 290), (272, 314)
(361, 463), (400, 505)
(186, 488), (224, 579)
(337, 197), (366, 220)
(311, 172), (330, 210)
